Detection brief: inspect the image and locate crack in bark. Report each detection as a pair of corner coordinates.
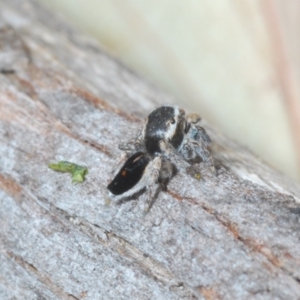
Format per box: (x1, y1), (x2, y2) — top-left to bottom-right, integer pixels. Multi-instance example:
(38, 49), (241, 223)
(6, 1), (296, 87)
(1, 72), (113, 158)
(167, 189), (300, 287)
(72, 87), (141, 123)
(1, 250), (79, 300)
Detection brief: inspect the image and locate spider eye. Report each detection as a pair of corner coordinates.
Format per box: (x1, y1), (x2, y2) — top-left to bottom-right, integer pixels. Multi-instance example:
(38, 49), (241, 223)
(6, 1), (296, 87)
(170, 118), (176, 124)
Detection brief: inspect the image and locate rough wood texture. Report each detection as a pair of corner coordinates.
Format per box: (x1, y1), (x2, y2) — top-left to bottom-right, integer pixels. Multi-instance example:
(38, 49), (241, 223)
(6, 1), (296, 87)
(1, 1), (300, 299)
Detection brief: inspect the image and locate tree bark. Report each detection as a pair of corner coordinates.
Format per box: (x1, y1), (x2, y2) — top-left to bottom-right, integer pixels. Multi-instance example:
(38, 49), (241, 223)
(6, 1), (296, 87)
(1, 1), (300, 299)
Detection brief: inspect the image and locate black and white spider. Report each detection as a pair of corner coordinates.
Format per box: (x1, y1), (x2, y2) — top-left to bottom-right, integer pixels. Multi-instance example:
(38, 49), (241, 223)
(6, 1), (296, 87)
(107, 105), (214, 211)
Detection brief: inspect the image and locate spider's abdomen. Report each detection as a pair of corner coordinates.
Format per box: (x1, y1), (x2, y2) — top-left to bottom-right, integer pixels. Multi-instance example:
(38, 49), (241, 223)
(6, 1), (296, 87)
(107, 152), (150, 195)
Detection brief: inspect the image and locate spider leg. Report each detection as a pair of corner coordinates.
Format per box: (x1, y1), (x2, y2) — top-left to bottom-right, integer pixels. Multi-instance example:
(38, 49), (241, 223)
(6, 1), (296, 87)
(143, 156), (175, 214)
(190, 126), (215, 173)
(159, 140), (191, 173)
(142, 155), (163, 214)
(118, 127), (146, 153)
(181, 118), (217, 175)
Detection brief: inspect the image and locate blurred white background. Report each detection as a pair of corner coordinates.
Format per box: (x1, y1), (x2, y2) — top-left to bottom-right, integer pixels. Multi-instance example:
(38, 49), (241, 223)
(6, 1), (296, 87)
(38, 0), (300, 182)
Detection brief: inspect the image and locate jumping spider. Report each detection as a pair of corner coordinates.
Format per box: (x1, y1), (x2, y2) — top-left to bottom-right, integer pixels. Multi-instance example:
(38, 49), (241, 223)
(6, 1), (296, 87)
(107, 105), (214, 212)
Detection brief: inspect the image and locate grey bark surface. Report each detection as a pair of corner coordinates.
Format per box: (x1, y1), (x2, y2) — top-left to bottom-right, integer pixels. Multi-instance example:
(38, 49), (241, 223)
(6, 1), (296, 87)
(1, 1), (300, 299)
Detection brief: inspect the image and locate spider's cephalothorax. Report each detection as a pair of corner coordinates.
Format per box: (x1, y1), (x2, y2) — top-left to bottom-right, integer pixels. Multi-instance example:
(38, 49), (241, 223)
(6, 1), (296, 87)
(144, 106), (186, 155)
(107, 105), (214, 212)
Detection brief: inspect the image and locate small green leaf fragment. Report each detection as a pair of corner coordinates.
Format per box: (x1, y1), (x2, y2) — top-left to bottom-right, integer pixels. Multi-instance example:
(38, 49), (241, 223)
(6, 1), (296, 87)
(72, 166), (88, 183)
(48, 161), (88, 183)
(49, 161), (75, 173)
